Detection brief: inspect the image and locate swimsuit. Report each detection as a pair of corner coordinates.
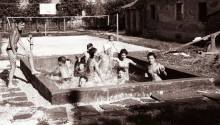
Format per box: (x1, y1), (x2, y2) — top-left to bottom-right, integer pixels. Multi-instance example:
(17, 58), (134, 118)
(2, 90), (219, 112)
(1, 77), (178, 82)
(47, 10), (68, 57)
(6, 47), (18, 51)
(6, 48), (12, 51)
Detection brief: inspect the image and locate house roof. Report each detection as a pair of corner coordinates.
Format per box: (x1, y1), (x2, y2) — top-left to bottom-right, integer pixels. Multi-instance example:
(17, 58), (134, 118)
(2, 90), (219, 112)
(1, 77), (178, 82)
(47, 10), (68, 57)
(121, 0), (139, 9)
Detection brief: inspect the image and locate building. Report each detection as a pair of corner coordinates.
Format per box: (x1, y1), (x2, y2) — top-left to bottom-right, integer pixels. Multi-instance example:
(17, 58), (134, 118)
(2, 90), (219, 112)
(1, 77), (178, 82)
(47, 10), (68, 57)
(122, 0), (220, 41)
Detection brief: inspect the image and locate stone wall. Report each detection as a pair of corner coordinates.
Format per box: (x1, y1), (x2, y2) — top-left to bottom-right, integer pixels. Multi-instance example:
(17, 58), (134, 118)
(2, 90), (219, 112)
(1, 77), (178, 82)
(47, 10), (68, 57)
(207, 11), (220, 34)
(124, 0), (220, 42)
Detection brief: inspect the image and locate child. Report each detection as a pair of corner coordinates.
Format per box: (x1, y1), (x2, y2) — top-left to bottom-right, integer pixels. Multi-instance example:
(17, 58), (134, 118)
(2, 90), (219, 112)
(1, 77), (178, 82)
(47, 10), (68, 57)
(49, 56), (73, 82)
(117, 67), (127, 84)
(146, 52), (167, 81)
(74, 56), (86, 77)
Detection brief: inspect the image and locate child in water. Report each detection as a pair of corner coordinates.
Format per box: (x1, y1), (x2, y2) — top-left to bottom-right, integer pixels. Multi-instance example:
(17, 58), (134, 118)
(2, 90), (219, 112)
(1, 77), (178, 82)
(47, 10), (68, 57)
(146, 52), (167, 81)
(48, 56), (73, 83)
(117, 67), (127, 84)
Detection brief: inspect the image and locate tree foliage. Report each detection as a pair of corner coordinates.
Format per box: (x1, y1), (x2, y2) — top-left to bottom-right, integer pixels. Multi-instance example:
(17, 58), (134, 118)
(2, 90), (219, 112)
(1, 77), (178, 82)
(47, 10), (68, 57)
(0, 0), (21, 17)
(24, 0), (50, 16)
(0, 0), (135, 17)
(104, 0), (134, 14)
(57, 0), (87, 16)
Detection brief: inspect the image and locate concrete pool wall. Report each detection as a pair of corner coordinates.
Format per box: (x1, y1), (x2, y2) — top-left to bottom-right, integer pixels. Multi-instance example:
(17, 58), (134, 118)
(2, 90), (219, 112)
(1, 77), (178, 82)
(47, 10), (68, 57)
(20, 54), (214, 104)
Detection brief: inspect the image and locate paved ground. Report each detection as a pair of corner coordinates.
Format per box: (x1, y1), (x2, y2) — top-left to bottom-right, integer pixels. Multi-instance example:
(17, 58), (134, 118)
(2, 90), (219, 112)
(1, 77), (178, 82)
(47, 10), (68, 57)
(0, 60), (73, 125)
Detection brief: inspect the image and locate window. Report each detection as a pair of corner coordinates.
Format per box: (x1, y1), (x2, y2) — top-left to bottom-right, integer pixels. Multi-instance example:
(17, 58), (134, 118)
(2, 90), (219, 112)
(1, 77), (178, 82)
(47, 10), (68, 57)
(199, 2), (207, 22)
(176, 3), (184, 21)
(150, 4), (156, 20)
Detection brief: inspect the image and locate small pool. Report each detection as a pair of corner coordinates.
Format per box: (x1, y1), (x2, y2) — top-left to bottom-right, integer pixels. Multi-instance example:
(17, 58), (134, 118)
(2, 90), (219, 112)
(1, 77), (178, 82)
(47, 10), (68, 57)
(19, 35), (213, 104)
(36, 54), (197, 90)
(21, 53), (213, 104)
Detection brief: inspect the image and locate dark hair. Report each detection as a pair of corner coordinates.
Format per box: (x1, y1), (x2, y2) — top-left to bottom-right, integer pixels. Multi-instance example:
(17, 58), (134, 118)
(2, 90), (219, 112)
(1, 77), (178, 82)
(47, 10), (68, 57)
(58, 56), (66, 64)
(108, 35), (114, 40)
(147, 52), (157, 59)
(88, 47), (97, 59)
(118, 49), (128, 60)
(87, 43), (93, 50)
(15, 19), (25, 24)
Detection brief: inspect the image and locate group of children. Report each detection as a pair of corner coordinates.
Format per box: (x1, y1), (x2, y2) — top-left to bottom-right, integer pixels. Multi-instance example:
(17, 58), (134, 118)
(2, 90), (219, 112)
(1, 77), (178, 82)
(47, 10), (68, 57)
(6, 20), (166, 88)
(47, 35), (167, 88)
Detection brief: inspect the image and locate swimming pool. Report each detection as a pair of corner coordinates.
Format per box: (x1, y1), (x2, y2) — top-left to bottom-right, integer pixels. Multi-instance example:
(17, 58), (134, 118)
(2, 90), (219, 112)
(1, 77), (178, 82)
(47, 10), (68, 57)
(19, 35), (214, 104)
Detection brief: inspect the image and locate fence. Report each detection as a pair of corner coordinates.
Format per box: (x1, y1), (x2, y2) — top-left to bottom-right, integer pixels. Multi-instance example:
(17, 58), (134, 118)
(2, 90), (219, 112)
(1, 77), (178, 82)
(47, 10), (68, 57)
(4, 15), (113, 35)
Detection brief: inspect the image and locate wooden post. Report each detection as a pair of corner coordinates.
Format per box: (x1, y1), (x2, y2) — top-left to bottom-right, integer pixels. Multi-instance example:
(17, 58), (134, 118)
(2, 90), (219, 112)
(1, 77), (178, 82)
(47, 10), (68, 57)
(36, 19), (38, 32)
(44, 19), (47, 36)
(107, 15), (110, 26)
(116, 13), (119, 41)
(63, 18), (66, 31)
(207, 34), (218, 52)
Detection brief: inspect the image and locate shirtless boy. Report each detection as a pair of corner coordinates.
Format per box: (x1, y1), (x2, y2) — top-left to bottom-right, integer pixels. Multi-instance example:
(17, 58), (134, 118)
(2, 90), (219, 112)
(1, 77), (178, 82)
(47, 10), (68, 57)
(6, 20), (40, 88)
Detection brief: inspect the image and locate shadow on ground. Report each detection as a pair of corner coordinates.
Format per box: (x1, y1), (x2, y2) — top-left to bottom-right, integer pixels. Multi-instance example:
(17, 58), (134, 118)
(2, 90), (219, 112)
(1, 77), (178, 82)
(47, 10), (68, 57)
(73, 97), (220, 125)
(0, 69), (9, 84)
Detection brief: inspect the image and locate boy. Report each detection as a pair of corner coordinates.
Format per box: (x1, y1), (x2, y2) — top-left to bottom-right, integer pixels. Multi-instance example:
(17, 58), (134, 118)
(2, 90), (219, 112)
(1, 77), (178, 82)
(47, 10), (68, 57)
(6, 20), (40, 88)
(49, 56), (73, 82)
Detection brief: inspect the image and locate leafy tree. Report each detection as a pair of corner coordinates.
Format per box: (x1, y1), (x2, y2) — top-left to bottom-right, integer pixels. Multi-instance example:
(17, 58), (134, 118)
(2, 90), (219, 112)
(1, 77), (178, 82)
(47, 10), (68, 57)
(104, 0), (134, 14)
(84, 2), (96, 16)
(0, 0), (21, 17)
(57, 0), (87, 16)
(93, 0), (106, 15)
(24, 0), (50, 16)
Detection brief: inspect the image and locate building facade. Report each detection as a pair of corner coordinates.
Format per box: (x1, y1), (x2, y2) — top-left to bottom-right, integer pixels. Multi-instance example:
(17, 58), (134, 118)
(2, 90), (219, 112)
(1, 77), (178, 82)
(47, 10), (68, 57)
(123, 0), (220, 41)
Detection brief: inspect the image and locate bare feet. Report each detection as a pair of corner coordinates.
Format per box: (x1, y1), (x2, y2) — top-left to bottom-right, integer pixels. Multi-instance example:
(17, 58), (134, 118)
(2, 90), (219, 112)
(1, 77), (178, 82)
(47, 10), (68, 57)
(32, 70), (41, 75)
(7, 79), (18, 88)
(7, 83), (16, 88)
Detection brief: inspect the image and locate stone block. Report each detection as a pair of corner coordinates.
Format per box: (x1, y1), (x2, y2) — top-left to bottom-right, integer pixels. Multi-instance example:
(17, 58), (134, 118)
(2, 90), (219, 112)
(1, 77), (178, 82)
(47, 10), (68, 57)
(0, 88), (21, 93)
(2, 92), (26, 98)
(45, 107), (68, 125)
(100, 104), (129, 116)
(112, 98), (143, 107)
(3, 96), (28, 102)
(150, 90), (203, 101)
(3, 101), (34, 107)
(76, 105), (100, 116)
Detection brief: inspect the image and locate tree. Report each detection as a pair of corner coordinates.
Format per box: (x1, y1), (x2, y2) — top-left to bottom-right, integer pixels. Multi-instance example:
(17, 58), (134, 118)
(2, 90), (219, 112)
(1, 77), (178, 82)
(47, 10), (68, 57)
(93, 0), (106, 15)
(0, 0), (21, 17)
(24, 0), (50, 16)
(57, 0), (87, 16)
(104, 0), (134, 14)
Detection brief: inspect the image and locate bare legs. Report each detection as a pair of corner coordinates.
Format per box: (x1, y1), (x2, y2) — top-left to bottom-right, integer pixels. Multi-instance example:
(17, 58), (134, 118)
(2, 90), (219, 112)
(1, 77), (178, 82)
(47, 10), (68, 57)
(7, 50), (40, 88)
(27, 52), (40, 75)
(7, 50), (17, 88)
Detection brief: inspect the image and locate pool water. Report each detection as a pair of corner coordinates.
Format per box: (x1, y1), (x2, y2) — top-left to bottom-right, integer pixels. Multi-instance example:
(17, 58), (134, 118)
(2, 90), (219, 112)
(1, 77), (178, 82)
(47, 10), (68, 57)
(43, 67), (140, 89)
